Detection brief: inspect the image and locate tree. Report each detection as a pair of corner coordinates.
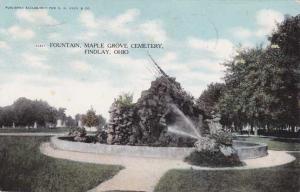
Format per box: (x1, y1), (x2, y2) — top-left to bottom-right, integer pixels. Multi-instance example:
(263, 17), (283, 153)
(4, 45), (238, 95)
(65, 116), (76, 127)
(269, 15), (300, 60)
(218, 15), (300, 131)
(32, 99), (57, 126)
(97, 114), (106, 129)
(269, 14), (300, 129)
(56, 108), (67, 121)
(257, 47), (299, 129)
(0, 106), (16, 127)
(197, 83), (225, 117)
(0, 97), (66, 128)
(13, 97), (36, 126)
(13, 98), (60, 127)
(82, 108), (99, 127)
(114, 93), (134, 108)
(218, 47), (263, 131)
(75, 114), (82, 122)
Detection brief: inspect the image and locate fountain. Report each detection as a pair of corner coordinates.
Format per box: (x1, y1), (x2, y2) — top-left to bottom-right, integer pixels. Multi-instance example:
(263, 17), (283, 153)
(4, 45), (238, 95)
(167, 104), (202, 139)
(55, 57), (268, 163)
(167, 126), (200, 140)
(166, 106), (268, 160)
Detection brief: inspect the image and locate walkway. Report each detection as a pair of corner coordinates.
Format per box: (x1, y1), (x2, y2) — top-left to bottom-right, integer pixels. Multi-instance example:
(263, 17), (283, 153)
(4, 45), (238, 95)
(40, 143), (296, 192)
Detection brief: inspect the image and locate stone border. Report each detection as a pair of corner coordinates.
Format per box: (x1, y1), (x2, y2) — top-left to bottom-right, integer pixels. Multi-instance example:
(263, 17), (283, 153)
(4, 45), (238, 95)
(237, 134), (300, 141)
(51, 136), (268, 160)
(51, 136), (193, 159)
(232, 140), (268, 159)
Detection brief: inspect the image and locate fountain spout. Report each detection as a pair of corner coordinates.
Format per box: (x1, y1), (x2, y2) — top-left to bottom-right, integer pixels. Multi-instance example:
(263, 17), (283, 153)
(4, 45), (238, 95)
(166, 104), (202, 139)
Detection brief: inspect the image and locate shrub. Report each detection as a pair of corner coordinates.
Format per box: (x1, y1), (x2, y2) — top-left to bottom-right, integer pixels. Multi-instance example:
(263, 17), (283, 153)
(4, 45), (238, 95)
(210, 130), (233, 146)
(257, 129), (300, 138)
(68, 127), (87, 142)
(96, 129), (108, 144)
(184, 150), (243, 167)
(194, 137), (218, 152)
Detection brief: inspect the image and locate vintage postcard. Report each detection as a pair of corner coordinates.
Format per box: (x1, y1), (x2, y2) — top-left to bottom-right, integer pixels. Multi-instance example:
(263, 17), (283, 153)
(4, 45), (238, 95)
(0, 0), (299, 192)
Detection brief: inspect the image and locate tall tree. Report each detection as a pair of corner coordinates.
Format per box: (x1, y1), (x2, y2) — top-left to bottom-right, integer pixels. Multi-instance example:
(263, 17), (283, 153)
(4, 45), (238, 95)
(65, 115), (76, 127)
(218, 47), (263, 130)
(56, 108), (67, 121)
(197, 83), (225, 117)
(97, 114), (106, 129)
(218, 14), (300, 131)
(82, 108), (99, 127)
(0, 97), (66, 128)
(0, 106), (16, 127)
(269, 14), (300, 129)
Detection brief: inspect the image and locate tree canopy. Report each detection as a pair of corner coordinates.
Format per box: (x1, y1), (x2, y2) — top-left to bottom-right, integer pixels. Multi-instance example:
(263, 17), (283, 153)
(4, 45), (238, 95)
(197, 83), (225, 117)
(0, 97), (65, 127)
(81, 108), (106, 128)
(213, 14), (300, 131)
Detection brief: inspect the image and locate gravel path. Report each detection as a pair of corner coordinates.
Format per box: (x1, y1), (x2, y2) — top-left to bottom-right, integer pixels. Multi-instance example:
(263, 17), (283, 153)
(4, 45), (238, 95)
(40, 143), (296, 192)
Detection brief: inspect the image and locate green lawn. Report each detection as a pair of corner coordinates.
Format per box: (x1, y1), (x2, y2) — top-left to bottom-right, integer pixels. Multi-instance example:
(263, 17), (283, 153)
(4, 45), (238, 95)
(0, 127), (70, 133)
(155, 152), (300, 192)
(0, 136), (122, 192)
(155, 137), (300, 192)
(236, 136), (300, 151)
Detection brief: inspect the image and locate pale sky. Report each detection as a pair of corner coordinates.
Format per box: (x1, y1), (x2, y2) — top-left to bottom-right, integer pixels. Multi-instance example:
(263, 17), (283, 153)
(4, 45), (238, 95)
(0, 0), (299, 118)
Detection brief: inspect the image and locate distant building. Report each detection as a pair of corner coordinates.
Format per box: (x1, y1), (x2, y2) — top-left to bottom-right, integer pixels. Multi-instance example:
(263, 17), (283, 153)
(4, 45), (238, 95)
(33, 122), (37, 129)
(56, 119), (65, 128)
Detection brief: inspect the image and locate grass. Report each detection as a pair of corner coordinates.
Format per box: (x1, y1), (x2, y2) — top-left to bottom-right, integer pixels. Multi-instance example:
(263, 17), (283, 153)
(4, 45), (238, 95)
(0, 127), (70, 133)
(0, 136), (122, 192)
(155, 137), (300, 192)
(236, 136), (300, 151)
(155, 152), (300, 192)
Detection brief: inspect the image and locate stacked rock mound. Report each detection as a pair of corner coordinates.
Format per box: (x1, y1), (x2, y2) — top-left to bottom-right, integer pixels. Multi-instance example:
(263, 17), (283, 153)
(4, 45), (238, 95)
(107, 102), (138, 145)
(136, 76), (207, 146)
(105, 75), (209, 146)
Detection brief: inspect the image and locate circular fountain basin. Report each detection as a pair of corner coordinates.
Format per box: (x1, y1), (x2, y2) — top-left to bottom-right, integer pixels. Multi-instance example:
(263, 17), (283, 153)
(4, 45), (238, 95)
(51, 136), (267, 160)
(232, 140), (268, 160)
